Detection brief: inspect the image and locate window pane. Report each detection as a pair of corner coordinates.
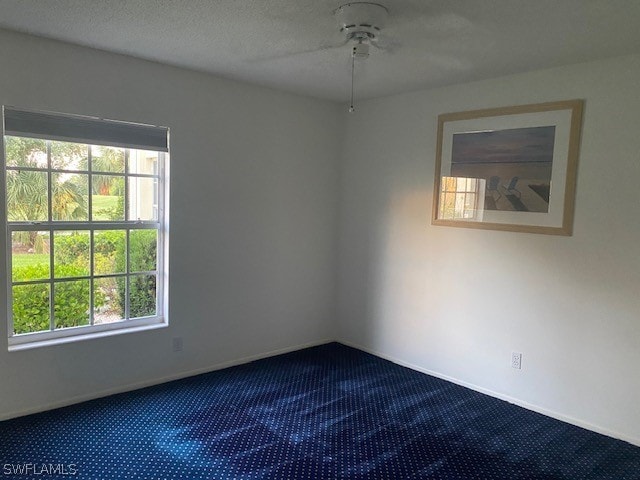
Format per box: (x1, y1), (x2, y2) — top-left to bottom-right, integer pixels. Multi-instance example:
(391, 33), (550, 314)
(4, 136), (47, 168)
(54, 279), (90, 329)
(129, 150), (158, 175)
(11, 231), (50, 282)
(51, 141), (88, 171)
(52, 172), (88, 221)
(464, 194), (476, 211)
(130, 229), (157, 272)
(93, 230), (126, 275)
(12, 283), (50, 334)
(129, 274), (156, 318)
(94, 277), (125, 325)
(91, 145), (125, 173)
(128, 176), (157, 221)
(92, 175), (124, 221)
(54, 231), (90, 278)
(441, 192), (455, 219)
(455, 193), (466, 218)
(6, 170), (48, 221)
(444, 176), (456, 192)
(467, 178), (477, 191)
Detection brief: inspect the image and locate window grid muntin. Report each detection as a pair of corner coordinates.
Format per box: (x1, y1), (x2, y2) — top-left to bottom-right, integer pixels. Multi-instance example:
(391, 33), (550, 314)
(12, 270), (157, 286)
(124, 149), (129, 222)
(125, 229), (130, 320)
(89, 228), (94, 326)
(5, 136), (164, 339)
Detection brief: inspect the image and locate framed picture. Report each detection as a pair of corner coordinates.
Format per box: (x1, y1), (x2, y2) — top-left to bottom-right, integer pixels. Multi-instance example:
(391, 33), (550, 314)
(432, 100), (584, 235)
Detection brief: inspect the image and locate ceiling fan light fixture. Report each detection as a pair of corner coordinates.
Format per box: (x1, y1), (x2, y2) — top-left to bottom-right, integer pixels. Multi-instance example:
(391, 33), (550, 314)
(335, 2), (389, 42)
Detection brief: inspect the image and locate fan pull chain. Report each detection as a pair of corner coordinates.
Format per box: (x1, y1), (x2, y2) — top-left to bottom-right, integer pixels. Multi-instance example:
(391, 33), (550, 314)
(349, 49), (356, 113)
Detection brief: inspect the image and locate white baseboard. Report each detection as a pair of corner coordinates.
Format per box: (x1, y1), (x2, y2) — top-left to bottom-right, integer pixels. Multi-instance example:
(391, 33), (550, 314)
(5, 337), (638, 448)
(0, 338), (333, 422)
(338, 339), (640, 448)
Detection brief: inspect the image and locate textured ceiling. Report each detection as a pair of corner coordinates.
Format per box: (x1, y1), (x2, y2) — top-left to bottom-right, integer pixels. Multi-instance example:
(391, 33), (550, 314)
(1, 0), (640, 102)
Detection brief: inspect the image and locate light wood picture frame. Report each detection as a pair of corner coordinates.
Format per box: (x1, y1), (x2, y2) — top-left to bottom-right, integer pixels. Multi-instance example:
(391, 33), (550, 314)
(432, 100), (584, 235)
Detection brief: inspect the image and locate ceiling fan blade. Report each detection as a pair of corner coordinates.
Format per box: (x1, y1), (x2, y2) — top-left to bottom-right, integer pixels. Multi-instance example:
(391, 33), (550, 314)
(249, 39), (348, 63)
(390, 10), (479, 41)
(371, 34), (401, 53)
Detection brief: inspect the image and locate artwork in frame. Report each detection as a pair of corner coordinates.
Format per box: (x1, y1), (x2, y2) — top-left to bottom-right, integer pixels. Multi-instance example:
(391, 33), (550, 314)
(432, 100), (584, 235)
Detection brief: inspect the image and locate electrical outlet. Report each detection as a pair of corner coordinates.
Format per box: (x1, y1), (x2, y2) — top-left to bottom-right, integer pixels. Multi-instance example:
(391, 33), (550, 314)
(511, 352), (522, 370)
(172, 337), (183, 352)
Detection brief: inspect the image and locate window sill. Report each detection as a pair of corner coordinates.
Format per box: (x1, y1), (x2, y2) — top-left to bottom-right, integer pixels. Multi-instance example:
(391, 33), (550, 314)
(8, 319), (167, 352)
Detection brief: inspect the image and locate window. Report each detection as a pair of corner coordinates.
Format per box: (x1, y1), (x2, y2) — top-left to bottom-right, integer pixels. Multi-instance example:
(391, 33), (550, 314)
(3, 107), (169, 349)
(439, 176), (484, 220)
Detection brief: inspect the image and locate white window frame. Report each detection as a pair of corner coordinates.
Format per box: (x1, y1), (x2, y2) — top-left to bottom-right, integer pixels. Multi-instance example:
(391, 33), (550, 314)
(2, 108), (169, 351)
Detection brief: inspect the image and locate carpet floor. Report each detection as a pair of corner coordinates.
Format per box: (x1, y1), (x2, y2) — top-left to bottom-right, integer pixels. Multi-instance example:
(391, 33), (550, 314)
(1, 343), (639, 479)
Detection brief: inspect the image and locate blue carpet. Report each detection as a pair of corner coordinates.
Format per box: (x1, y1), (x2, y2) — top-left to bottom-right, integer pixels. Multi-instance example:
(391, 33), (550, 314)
(1, 342), (639, 479)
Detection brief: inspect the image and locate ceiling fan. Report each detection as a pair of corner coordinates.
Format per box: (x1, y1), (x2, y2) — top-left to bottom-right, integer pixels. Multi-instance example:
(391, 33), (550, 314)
(250, 2), (469, 110)
(252, 2), (393, 112)
(334, 2), (390, 112)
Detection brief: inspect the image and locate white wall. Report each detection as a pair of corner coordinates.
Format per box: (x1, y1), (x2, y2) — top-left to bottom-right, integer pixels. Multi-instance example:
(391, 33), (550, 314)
(0, 29), (342, 418)
(337, 54), (640, 444)
(2, 28), (639, 448)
